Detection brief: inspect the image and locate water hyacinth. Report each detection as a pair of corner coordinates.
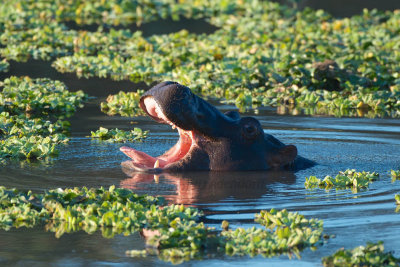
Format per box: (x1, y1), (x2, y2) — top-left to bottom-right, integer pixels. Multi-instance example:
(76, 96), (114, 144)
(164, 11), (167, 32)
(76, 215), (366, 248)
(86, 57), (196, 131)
(221, 209), (324, 257)
(0, 134), (67, 160)
(0, 186), (196, 236)
(90, 127), (148, 142)
(100, 90), (145, 117)
(0, 76), (87, 117)
(128, 208), (324, 263)
(0, 76), (86, 160)
(305, 169), (379, 191)
(0, 113), (69, 160)
(1, 1), (400, 117)
(391, 170), (400, 181)
(0, 186), (326, 263)
(0, 59), (9, 72)
(322, 241), (400, 267)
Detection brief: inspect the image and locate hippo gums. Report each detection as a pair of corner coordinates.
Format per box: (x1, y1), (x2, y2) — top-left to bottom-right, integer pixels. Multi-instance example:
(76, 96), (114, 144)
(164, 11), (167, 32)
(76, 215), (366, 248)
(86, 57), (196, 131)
(120, 81), (315, 173)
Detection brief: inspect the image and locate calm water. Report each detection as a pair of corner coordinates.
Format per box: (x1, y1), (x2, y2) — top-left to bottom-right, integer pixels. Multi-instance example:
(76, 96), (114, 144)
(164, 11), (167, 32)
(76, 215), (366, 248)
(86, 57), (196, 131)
(1, 2), (400, 266)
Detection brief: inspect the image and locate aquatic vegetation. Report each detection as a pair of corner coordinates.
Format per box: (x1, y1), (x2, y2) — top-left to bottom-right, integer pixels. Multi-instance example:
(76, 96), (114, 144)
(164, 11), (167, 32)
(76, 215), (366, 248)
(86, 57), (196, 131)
(0, 185), (325, 262)
(395, 195), (400, 205)
(0, 76), (86, 160)
(391, 170), (400, 181)
(0, 59), (8, 72)
(90, 127), (148, 142)
(127, 208), (324, 263)
(262, 85), (400, 118)
(322, 241), (400, 267)
(1, 1), (400, 117)
(0, 111), (70, 160)
(305, 169), (379, 191)
(1, 134), (68, 160)
(100, 90), (145, 117)
(0, 186), (203, 236)
(221, 209), (324, 257)
(0, 76), (86, 117)
(0, 0), (240, 27)
(0, 112), (70, 137)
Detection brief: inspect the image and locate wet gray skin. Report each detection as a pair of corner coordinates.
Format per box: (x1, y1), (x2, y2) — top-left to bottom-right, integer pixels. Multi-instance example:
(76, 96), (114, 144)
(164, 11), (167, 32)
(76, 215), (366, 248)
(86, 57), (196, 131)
(120, 81), (315, 172)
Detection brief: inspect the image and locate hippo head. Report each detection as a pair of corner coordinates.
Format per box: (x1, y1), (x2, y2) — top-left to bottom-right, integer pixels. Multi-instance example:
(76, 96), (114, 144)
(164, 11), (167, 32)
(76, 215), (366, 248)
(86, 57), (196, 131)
(121, 81), (313, 173)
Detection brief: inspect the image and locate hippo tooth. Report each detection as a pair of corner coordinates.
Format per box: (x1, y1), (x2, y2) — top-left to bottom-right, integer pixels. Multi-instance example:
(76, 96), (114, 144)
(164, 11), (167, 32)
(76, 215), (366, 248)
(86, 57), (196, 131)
(154, 159), (160, 168)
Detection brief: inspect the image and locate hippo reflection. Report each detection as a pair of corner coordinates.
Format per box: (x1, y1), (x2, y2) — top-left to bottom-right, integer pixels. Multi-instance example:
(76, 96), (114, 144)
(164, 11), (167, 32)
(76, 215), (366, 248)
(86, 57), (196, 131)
(121, 81), (314, 172)
(120, 170), (296, 205)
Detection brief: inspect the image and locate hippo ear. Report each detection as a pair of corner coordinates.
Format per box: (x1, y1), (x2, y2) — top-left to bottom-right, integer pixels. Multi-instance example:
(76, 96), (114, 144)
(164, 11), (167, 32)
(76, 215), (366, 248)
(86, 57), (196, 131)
(270, 145), (298, 169)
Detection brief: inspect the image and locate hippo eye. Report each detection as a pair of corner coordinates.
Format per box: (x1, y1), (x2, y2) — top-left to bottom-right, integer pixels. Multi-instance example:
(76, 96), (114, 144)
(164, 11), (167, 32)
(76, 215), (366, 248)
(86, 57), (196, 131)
(245, 125), (256, 134)
(242, 124), (259, 140)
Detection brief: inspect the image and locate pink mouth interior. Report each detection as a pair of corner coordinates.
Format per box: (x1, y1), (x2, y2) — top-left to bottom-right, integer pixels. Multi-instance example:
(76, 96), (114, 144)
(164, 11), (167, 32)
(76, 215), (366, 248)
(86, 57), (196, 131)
(120, 97), (196, 170)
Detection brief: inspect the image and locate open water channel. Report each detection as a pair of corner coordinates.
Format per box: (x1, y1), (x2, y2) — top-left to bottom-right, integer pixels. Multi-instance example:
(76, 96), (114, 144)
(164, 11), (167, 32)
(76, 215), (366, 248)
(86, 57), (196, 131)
(1, 1), (400, 266)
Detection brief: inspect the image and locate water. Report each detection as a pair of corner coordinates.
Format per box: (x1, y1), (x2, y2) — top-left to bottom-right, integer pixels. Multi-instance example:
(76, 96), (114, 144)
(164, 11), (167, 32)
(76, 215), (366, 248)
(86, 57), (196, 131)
(2, 3), (400, 266)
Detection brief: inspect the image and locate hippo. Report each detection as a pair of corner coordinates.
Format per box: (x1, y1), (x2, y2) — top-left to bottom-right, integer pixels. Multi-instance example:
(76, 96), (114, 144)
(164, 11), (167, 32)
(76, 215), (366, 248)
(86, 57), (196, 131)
(120, 81), (315, 173)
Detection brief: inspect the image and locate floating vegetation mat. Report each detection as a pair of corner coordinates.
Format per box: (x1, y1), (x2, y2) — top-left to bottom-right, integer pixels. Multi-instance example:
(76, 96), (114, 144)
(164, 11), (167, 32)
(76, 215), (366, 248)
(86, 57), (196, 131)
(0, 76), (87, 160)
(391, 170), (400, 181)
(0, 186), (324, 264)
(322, 241), (400, 267)
(1, 1), (400, 117)
(305, 169), (379, 192)
(0, 59), (8, 72)
(100, 90), (145, 117)
(90, 127), (148, 142)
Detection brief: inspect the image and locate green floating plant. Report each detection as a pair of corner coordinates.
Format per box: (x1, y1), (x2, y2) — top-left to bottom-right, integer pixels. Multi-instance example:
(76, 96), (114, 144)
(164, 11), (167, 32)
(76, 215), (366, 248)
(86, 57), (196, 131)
(100, 91), (145, 117)
(90, 127), (148, 142)
(0, 134), (68, 160)
(221, 209), (324, 257)
(305, 169), (379, 191)
(0, 185), (326, 263)
(0, 59), (9, 72)
(0, 76), (87, 117)
(0, 186), (204, 238)
(127, 208), (324, 263)
(322, 241), (400, 267)
(395, 194), (400, 205)
(0, 76), (86, 160)
(391, 170), (400, 181)
(2, 1), (400, 117)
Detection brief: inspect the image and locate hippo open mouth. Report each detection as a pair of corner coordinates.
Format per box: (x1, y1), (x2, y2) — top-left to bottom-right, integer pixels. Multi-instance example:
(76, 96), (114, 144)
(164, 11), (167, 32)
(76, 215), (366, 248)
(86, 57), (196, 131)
(121, 81), (315, 173)
(120, 93), (201, 171)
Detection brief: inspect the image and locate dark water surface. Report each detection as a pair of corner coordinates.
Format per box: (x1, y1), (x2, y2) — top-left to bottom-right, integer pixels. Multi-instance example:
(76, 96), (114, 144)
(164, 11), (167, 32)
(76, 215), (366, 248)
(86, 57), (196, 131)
(1, 2), (400, 266)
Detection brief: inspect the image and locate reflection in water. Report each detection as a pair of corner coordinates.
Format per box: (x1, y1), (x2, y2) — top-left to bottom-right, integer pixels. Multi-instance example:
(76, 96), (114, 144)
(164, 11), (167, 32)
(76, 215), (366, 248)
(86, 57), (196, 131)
(120, 170), (296, 205)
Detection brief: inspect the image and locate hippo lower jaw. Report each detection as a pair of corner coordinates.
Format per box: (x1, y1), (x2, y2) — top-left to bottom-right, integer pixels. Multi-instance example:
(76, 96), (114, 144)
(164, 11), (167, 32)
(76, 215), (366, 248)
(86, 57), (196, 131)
(120, 96), (205, 173)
